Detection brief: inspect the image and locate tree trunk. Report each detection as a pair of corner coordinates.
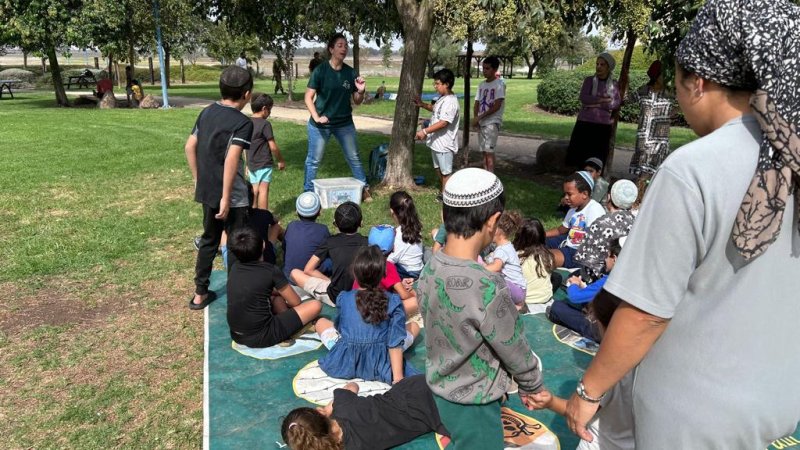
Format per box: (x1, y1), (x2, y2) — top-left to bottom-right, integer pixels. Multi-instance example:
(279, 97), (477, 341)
(164, 49), (171, 88)
(605, 28), (637, 176)
(46, 46), (69, 106)
(23, 52), (28, 69)
(180, 58), (185, 84)
(460, 38), (473, 167)
(352, 29), (361, 76)
(382, 0), (435, 188)
(148, 57), (155, 85)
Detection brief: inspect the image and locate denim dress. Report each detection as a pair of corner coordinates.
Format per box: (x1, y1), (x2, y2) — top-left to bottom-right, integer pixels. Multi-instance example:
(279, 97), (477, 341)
(318, 290), (417, 383)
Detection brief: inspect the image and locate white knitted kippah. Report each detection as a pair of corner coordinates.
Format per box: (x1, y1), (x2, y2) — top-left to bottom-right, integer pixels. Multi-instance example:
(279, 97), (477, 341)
(610, 179), (639, 210)
(443, 168), (504, 207)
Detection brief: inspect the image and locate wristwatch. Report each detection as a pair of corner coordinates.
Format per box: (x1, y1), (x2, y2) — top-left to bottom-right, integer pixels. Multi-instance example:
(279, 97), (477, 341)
(576, 381), (605, 403)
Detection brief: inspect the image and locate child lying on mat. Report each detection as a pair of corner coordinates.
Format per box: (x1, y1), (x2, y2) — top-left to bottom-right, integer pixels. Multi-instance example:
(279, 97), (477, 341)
(530, 286), (633, 450)
(226, 227), (322, 348)
(547, 238), (623, 342)
(281, 375), (449, 450)
(315, 245), (420, 384)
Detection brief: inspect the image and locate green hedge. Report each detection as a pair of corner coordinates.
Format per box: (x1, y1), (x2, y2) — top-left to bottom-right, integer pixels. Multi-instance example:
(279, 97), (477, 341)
(537, 69), (685, 125)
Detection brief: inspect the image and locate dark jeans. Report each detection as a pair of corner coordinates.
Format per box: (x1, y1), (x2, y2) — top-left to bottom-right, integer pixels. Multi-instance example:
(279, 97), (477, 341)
(194, 204), (249, 295)
(548, 300), (600, 342)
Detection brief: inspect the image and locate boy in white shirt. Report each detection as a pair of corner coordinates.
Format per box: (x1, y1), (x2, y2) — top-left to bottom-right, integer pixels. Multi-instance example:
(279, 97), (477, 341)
(472, 55), (505, 173)
(414, 69), (460, 198)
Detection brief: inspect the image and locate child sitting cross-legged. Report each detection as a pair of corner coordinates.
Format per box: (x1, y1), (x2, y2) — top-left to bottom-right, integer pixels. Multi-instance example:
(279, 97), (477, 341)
(514, 218), (556, 313)
(359, 225), (418, 315)
(315, 245), (420, 384)
(546, 171), (606, 269)
(483, 209), (528, 310)
(226, 227), (322, 348)
(547, 237), (624, 342)
(417, 168), (544, 449)
(291, 201), (367, 307)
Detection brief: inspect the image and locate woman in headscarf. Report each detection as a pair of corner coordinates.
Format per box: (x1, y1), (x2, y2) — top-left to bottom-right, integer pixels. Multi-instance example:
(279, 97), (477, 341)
(628, 61), (674, 177)
(565, 53), (621, 168)
(560, 0), (800, 447)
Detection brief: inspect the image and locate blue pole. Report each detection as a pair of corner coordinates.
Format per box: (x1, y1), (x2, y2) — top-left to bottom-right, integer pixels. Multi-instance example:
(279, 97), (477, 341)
(153, 0), (170, 108)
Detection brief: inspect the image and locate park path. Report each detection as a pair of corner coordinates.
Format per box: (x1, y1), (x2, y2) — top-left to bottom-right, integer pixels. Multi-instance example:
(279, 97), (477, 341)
(161, 95), (635, 178)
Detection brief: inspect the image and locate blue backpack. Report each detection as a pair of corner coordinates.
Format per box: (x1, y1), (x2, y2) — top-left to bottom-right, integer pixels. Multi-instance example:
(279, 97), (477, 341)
(368, 143), (389, 183)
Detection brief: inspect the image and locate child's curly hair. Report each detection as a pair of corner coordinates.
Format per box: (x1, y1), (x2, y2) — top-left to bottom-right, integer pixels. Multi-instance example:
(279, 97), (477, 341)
(353, 245), (389, 325)
(496, 209), (523, 238)
(281, 407), (342, 450)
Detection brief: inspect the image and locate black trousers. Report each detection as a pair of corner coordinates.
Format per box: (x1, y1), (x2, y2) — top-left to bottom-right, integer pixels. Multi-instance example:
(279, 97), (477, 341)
(194, 204), (249, 295)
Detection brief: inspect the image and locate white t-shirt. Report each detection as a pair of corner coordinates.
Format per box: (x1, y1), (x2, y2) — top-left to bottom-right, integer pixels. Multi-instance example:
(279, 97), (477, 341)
(562, 199), (606, 249)
(235, 57), (248, 69)
(476, 78), (506, 127)
(387, 225), (424, 273)
(426, 94), (460, 154)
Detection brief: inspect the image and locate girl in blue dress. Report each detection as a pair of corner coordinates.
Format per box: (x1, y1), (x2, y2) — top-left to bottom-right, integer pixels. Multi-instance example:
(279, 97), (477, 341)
(315, 245), (420, 384)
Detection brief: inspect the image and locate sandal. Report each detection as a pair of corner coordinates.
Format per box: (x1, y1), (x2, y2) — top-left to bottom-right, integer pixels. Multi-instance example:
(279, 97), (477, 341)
(188, 291), (217, 310)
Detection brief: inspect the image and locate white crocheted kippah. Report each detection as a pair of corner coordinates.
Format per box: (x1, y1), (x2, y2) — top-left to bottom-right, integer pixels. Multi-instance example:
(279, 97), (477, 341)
(443, 168), (504, 207)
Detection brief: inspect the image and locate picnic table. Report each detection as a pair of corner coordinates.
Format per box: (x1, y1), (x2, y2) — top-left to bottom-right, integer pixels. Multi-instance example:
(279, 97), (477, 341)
(0, 79), (20, 99)
(64, 72), (96, 90)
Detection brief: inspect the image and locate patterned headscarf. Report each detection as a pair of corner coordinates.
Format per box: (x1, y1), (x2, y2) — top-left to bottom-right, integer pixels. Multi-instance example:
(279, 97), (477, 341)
(677, 0), (800, 260)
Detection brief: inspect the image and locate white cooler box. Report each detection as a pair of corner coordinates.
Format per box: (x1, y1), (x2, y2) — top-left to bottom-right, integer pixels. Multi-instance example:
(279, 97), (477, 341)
(312, 177), (366, 209)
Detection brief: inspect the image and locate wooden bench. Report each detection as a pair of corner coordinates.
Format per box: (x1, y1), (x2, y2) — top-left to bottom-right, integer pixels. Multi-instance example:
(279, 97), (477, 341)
(0, 79), (20, 99)
(64, 73), (96, 90)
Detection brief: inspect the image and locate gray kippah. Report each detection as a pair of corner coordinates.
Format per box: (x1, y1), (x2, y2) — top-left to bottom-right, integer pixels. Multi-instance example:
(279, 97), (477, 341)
(610, 179), (639, 209)
(443, 168), (504, 207)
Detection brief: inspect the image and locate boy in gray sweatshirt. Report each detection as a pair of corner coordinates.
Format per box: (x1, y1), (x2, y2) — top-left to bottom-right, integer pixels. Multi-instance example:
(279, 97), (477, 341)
(417, 167), (544, 449)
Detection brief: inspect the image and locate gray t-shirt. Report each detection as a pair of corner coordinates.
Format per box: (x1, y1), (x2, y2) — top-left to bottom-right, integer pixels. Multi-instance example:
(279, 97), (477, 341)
(487, 242), (526, 289)
(604, 115), (800, 448)
(418, 250), (543, 404)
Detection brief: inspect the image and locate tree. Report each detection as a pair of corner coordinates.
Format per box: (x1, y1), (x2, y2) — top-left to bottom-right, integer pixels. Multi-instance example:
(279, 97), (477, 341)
(1, 0), (85, 106)
(425, 30), (463, 77)
(380, 32), (393, 69)
(382, 0), (435, 188)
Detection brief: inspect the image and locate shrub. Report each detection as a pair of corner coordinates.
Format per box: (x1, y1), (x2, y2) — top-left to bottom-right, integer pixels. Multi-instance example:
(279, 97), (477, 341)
(0, 68), (37, 84)
(537, 69), (686, 125)
(537, 70), (593, 116)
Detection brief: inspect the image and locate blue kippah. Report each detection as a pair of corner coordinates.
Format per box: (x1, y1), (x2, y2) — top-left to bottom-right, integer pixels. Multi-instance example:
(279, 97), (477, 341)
(577, 171), (595, 191)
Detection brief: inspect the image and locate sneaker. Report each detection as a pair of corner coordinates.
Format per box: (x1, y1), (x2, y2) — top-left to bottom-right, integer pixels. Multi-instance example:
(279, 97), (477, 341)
(193, 235), (201, 250)
(277, 339), (296, 348)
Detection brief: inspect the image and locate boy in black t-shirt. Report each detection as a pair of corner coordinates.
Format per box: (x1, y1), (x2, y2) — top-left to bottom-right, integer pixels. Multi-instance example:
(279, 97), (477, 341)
(291, 201), (367, 307)
(247, 93), (286, 210)
(227, 227), (322, 348)
(185, 66), (254, 310)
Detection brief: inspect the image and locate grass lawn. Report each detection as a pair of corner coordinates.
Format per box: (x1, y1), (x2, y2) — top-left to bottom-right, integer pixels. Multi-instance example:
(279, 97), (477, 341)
(166, 74), (697, 149)
(0, 92), (562, 448)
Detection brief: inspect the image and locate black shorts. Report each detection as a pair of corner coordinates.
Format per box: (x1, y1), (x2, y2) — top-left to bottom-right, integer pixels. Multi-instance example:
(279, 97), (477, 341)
(233, 308), (302, 348)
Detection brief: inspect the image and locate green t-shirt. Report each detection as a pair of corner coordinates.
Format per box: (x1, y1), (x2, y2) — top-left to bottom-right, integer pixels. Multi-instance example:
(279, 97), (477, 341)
(307, 61), (356, 128)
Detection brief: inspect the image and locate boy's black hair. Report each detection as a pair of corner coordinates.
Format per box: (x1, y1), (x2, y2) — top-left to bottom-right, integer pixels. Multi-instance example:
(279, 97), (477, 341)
(228, 227), (263, 263)
(219, 66), (253, 101)
(334, 201), (362, 233)
(584, 160), (602, 173)
(250, 93), (274, 113)
(565, 172), (593, 195)
(484, 55), (500, 70)
(433, 68), (455, 90)
(609, 237), (623, 258)
(443, 192), (505, 239)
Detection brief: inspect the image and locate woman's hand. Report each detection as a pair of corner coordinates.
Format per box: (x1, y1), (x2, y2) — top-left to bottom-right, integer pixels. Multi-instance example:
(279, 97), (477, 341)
(355, 76), (366, 94)
(565, 393), (600, 442)
(316, 116), (330, 124)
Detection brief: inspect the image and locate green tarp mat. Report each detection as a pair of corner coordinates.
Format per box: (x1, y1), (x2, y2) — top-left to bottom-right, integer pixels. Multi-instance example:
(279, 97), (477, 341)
(204, 270), (800, 449)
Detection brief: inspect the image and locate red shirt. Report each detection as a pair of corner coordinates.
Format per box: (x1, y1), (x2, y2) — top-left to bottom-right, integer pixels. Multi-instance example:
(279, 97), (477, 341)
(353, 261), (401, 291)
